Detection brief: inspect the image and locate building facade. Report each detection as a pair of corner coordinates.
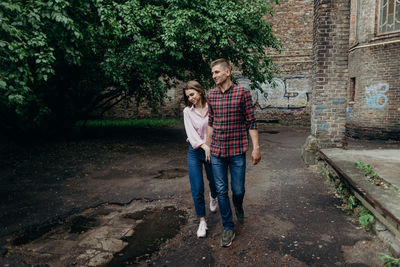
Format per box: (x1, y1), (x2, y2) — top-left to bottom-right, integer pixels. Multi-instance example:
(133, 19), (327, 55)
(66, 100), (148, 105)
(100, 0), (400, 144)
(303, 0), (400, 164)
(347, 0), (400, 139)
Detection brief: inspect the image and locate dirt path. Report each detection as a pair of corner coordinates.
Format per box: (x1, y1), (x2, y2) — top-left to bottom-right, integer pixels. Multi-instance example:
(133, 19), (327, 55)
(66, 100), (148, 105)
(0, 125), (389, 266)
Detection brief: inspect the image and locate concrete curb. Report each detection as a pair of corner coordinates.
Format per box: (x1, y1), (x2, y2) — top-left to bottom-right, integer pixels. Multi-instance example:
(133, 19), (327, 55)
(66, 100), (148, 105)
(319, 148), (400, 256)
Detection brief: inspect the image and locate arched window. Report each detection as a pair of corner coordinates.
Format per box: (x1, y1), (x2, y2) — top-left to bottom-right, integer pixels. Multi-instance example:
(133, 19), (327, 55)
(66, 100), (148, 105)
(379, 0), (400, 33)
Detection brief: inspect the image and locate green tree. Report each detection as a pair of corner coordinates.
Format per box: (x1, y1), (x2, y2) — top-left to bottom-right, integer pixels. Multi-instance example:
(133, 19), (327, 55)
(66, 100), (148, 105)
(99, 0), (281, 106)
(1, 0), (106, 136)
(0, 0), (280, 138)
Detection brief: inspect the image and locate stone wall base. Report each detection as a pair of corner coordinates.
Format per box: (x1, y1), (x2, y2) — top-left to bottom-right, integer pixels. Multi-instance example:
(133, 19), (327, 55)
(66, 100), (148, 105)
(301, 135), (320, 165)
(346, 125), (400, 141)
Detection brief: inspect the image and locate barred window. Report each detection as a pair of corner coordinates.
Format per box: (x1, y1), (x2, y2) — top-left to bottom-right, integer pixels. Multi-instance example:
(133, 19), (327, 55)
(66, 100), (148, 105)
(379, 0), (400, 33)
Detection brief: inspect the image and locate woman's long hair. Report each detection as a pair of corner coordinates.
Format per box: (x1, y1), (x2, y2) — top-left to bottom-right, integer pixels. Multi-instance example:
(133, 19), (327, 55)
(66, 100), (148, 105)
(183, 80), (207, 107)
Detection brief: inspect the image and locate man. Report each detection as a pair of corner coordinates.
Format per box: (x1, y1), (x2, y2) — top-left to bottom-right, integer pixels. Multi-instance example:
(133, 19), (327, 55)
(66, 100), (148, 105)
(207, 58), (261, 247)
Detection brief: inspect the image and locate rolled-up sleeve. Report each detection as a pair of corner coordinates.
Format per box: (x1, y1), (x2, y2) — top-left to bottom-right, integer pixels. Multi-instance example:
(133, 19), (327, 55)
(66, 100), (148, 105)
(242, 89), (257, 130)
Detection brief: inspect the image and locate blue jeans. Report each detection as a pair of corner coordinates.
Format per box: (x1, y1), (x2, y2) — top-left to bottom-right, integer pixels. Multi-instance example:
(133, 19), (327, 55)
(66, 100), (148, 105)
(188, 144), (217, 218)
(211, 153), (246, 230)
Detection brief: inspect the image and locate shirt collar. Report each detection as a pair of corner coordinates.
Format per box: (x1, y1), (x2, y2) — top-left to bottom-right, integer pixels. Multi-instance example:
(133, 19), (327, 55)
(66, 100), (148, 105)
(218, 83), (235, 93)
(188, 104), (208, 117)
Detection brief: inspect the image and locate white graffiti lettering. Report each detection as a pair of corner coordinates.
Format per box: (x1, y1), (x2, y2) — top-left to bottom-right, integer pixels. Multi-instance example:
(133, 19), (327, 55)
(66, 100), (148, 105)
(237, 76), (311, 110)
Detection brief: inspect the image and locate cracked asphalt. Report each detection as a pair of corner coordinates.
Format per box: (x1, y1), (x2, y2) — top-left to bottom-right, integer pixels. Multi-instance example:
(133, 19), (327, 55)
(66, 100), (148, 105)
(0, 124), (390, 266)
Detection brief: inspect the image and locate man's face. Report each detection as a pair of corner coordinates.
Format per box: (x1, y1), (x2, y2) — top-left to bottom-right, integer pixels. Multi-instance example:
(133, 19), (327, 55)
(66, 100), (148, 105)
(211, 64), (230, 86)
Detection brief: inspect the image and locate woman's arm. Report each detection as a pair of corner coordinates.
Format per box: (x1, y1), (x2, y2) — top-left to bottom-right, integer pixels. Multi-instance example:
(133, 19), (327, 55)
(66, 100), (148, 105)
(183, 108), (204, 149)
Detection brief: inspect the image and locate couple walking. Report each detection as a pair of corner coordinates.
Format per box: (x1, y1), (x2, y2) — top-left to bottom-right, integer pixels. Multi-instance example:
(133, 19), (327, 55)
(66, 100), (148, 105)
(183, 59), (261, 247)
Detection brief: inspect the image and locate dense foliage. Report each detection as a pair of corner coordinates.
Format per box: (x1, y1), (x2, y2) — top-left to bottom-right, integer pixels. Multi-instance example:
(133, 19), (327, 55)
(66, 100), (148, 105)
(0, 0), (280, 137)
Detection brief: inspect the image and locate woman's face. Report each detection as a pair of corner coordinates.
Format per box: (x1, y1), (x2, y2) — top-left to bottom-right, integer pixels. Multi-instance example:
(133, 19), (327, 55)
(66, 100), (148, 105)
(185, 89), (202, 107)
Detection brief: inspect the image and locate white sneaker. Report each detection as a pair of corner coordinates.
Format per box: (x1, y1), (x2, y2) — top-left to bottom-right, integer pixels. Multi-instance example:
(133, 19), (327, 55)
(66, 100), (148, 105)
(210, 193), (218, 213)
(197, 220), (208, 238)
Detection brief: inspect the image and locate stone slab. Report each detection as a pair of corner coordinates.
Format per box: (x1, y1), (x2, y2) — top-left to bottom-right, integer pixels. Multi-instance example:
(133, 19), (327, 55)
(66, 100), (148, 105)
(320, 148), (400, 238)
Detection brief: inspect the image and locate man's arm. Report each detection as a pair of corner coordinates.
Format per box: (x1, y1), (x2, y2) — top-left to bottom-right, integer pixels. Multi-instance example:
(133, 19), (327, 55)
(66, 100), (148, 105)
(204, 126), (214, 162)
(249, 129), (261, 165)
(206, 126), (213, 147)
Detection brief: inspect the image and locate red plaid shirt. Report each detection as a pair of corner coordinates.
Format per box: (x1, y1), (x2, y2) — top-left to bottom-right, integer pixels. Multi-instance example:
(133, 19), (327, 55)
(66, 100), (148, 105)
(208, 84), (257, 157)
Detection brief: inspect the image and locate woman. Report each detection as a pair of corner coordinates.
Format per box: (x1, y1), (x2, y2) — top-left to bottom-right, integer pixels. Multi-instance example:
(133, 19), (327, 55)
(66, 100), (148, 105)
(183, 80), (218, 238)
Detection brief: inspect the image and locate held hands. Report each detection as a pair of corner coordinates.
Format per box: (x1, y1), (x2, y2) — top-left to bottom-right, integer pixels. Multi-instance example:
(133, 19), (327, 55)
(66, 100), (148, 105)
(201, 144), (211, 162)
(251, 147), (261, 165)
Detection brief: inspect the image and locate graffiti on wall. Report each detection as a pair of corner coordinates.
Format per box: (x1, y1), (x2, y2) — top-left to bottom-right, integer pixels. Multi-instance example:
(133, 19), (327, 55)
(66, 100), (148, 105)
(236, 75), (311, 110)
(347, 106), (353, 121)
(365, 82), (389, 109)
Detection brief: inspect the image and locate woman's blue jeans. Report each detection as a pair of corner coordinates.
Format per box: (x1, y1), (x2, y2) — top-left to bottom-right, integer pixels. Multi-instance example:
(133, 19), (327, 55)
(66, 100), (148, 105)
(188, 144), (217, 218)
(211, 153), (246, 230)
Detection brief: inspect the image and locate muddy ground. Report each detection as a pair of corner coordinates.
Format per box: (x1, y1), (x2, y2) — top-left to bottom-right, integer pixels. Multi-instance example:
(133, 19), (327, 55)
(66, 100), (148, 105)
(0, 124), (391, 266)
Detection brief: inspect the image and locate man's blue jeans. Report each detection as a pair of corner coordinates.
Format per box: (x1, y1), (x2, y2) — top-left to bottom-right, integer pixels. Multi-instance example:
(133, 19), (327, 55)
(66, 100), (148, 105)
(188, 144), (217, 218)
(211, 153), (246, 230)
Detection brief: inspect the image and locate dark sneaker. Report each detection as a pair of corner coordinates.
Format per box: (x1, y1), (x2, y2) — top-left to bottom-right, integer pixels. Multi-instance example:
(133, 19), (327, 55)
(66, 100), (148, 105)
(221, 229), (235, 247)
(235, 206), (244, 224)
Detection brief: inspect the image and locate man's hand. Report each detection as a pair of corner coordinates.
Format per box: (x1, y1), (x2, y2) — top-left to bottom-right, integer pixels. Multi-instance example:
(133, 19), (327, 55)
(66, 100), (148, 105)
(201, 144), (211, 162)
(251, 147), (261, 165)
(249, 129), (261, 165)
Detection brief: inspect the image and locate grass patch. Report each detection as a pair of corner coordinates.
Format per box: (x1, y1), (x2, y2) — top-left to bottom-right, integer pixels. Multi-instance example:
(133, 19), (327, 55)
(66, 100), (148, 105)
(380, 253), (400, 266)
(318, 161), (376, 232)
(70, 119), (183, 139)
(76, 119), (182, 128)
(355, 161), (400, 194)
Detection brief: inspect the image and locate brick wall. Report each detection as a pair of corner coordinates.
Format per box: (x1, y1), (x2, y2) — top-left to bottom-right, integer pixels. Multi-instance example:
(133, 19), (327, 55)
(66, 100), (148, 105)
(346, 0), (400, 139)
(236, 74), (312, 125)
(269, 0), (313, 76)
(228, 0), (315, 125)
(310, 0), (350, 147)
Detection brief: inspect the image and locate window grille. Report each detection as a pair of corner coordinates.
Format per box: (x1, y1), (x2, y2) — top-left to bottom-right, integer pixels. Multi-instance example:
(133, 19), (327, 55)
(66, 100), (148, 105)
(379, 0), (400, 33)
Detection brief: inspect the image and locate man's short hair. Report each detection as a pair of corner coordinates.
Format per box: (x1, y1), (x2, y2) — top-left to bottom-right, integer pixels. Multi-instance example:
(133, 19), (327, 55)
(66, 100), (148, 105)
(210, 58), (231, 70)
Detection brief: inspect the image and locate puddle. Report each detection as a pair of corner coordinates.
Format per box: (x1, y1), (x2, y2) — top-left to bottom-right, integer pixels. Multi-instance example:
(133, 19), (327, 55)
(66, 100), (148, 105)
(12, 215), (100, 245)
(12, 222), (61, 246)
(107, 206), (187, 266)
(91, 207), (113, 217)
(154, 168), (187, 179)
(8, 203), (186, 266)
(68, 216), (99, 234)
(123, 208), (153, 220)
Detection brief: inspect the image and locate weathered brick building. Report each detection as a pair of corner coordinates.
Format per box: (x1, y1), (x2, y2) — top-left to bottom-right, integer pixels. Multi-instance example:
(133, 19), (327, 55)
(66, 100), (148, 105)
(100, 0), (400, 146)
(303, 0), (400, 163)
(347, 0), (400, 140)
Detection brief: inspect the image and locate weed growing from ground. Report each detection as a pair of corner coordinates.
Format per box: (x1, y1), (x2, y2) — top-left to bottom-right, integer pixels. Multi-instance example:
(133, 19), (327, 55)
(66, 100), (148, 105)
(355, 161), (400, 194)
(355, 161), (387, 187)
(318, 161), (375, 232)
(380, 253), (400, 266)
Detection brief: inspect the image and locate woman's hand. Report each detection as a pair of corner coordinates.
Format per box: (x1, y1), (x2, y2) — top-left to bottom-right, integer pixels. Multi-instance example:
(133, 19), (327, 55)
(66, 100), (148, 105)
(201, 144), (211, 162)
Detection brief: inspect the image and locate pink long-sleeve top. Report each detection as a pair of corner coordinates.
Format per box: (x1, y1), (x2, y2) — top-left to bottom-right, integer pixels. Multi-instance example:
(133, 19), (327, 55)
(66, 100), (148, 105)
(183, 105), (208, 149)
